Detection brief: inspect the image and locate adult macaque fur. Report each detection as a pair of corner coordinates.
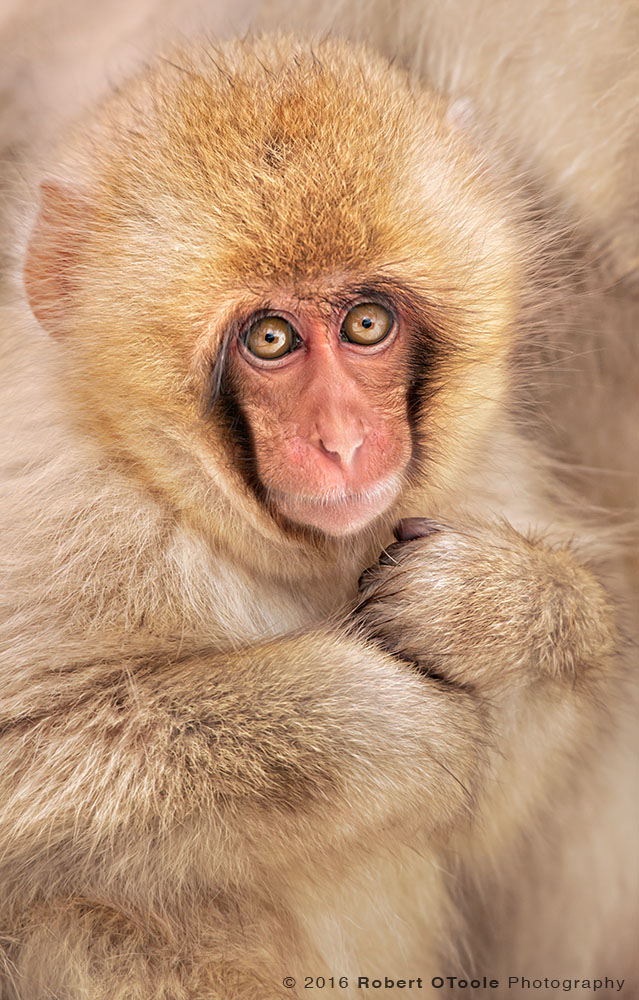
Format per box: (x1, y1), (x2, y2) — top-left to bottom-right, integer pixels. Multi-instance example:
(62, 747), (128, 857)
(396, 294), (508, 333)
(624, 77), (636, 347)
(0, 3), (637, 999)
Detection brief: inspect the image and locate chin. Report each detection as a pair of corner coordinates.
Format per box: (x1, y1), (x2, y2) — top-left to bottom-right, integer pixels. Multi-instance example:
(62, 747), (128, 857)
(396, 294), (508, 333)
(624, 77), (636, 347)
(273, 475), (403, 537)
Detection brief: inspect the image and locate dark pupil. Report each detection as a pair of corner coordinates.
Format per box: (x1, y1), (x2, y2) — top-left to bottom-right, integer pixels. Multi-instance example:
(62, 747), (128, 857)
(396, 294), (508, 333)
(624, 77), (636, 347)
(265, 332), (276, 343)
(361, 317), (373, 329)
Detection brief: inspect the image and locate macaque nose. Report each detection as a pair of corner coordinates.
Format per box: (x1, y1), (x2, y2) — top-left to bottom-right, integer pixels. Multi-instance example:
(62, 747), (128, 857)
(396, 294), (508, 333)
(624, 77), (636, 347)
(317, 427), (366, 469)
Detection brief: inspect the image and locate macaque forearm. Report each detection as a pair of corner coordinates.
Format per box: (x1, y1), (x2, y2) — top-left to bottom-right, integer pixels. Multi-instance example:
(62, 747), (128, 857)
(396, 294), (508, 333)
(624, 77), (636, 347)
(353, 518), (622, 858)
(0, 630), (486, 914)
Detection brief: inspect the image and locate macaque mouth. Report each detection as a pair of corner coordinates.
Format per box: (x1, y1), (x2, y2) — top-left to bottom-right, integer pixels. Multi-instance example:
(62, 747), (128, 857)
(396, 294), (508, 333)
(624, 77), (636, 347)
(267, 473), (404, 534)
(270, 474), (402, 509)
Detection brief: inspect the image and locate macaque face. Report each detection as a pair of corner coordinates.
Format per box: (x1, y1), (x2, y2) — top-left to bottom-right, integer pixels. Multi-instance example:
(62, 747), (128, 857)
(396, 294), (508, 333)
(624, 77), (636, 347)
(225, 291), (414, 535)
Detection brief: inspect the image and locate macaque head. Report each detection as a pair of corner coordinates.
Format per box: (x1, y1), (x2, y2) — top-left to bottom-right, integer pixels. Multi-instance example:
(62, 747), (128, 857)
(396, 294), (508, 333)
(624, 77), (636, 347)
(24, 36), (519, 542)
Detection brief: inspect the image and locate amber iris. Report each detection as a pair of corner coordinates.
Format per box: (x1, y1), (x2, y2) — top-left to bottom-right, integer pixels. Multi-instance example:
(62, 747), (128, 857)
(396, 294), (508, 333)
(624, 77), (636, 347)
(341, 303), (393, 345)
(244, 316), (297, 359)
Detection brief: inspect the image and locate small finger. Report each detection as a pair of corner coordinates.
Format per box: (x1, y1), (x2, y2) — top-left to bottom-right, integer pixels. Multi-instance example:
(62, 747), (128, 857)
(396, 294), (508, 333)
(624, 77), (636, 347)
(394, 517), (442, 542)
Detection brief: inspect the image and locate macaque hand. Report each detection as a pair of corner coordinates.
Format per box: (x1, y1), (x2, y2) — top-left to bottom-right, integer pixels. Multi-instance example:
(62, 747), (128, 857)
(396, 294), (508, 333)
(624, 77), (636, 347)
(356, 518), (617, 692)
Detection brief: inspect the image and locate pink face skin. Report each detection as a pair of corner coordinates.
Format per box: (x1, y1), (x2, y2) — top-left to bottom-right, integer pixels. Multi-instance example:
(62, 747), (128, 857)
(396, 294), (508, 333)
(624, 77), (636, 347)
(228, 298), (414, 536)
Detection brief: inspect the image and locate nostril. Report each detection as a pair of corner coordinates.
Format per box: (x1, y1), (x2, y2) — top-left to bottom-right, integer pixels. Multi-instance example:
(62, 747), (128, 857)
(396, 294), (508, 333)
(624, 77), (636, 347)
(318, 436), (364, 467)
(319, 441), (342, 463)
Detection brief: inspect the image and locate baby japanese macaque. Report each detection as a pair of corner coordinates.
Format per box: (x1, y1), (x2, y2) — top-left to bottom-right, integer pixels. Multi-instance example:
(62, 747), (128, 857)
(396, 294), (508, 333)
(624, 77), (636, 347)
(0, 2), (636, 997)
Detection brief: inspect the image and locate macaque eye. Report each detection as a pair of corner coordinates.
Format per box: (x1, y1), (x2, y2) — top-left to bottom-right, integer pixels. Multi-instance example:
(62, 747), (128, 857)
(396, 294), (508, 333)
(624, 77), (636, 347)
(341, 303), (393, 345)
(243, 316), (298, 360)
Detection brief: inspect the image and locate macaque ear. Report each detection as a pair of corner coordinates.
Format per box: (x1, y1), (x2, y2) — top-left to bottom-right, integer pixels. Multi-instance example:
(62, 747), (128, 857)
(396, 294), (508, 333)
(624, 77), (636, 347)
(24, 181), (89, 337)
